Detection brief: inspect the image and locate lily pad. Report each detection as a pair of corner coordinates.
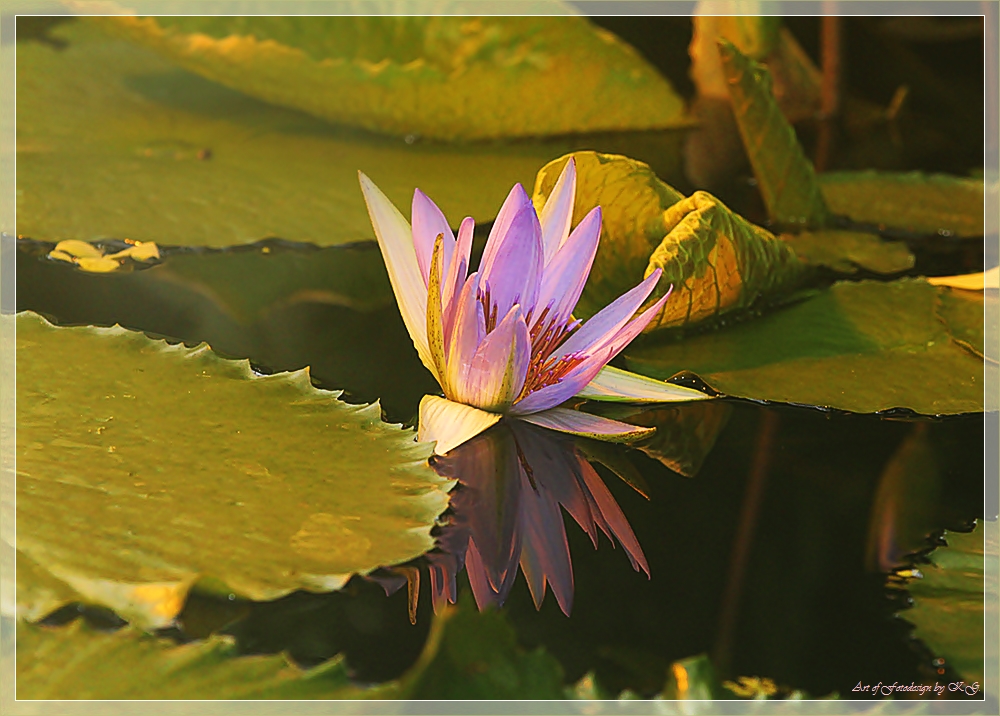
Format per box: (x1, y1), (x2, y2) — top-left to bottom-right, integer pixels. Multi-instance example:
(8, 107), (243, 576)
(532, 152), (804, 328)
(15, 620), (353, 700)
(10, 548), (81, 622)
(15, 19), (579, 247)
(781, 230), (916, 275)
(625, 278), (985, 415)
(818, 171), (985, 238)
(718, 40), (829, 229)
(92, 15), (688, 141)
(15, 591), (564, 699)
(15, 311), (452, 628)
(899, 520), (994, 686)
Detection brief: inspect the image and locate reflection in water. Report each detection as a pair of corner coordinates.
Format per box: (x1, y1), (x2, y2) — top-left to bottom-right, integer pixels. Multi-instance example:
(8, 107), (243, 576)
(387, 421), (648, 617)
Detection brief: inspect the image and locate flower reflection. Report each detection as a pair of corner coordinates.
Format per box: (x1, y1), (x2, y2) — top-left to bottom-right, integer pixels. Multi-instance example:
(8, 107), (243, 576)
(424, 420), (647, 617)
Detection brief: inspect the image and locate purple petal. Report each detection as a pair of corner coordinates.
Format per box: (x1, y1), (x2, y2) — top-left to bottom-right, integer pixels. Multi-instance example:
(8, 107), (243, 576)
(538, 157), (577, 265)
(576, 459), (649, 576)
(481, 183), (532, 275)
(478, 204), (543, 322)
(412, 189), (456, 286)
(533, 207), (601, 329)
(518, 473), (574, 615)
(511, 422), (599, 547)
(554, 269), (662, 360)
(508, 345), (615, 415)
(463, 305), (531, 412)
(519, 407), (655, 442)
(442, 216), (474, 346)
(512, 290), (670, 415)
(465, 541), (501, 611)
(445, 273), (486, 404)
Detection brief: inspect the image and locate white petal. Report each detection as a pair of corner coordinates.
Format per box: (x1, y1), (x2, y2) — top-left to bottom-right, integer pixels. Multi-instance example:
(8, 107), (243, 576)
(576, 365), (712, 403)
(518, 407), (655, 442)
(417, 395), (502, 456)
(359, 173), (437, 381)
(538, 157), (577, 264)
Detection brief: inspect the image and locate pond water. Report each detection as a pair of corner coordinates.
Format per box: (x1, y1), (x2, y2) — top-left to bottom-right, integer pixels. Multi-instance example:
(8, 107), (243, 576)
(12, 13), (990, 702)
(16, 237), (984, 698)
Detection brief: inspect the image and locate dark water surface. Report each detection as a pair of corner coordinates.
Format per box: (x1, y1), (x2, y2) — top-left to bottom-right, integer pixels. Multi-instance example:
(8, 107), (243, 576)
(16, 239), (984, 698)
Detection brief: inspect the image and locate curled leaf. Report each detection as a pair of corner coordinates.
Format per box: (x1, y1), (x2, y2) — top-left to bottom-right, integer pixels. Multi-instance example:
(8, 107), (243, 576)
(643, 191), (805, 331)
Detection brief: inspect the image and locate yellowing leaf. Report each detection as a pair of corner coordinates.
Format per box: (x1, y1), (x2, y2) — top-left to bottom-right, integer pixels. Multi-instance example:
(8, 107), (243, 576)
(92, 15), (688, 141)
(718, 40), (829, 228)
(47, 239), (160, 273)
(928, 265), (999, 291)
(533, 152), (804, 330)
(643, 191), (805, 330)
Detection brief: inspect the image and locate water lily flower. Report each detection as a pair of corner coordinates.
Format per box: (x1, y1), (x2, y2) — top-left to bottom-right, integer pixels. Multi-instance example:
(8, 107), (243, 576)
(359, 158), (708, 454)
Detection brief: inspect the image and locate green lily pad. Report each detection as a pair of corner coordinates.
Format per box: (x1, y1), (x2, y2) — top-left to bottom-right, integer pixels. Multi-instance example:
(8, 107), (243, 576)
(92, 15), (687, 141)
(10, 548), (81, 622)
(899, 520), (995, 686)
(718, 40), (829, 229)
(935, 286), (989, 357)
(15, 20), (579, 247)
(402, 593), (566, 699)
(15, 620), (356, 700)
(818, 171), (985, 238)
(625, 278), (985, 415)
(532, 152), (804, 328)
(15, 311), (452, 628)
(15, 591), (565, 699)
(781, 230), (916, 275)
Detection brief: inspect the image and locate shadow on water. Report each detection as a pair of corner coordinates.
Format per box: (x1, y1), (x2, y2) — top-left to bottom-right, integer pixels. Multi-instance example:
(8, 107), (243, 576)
(15, 238), (984, 697)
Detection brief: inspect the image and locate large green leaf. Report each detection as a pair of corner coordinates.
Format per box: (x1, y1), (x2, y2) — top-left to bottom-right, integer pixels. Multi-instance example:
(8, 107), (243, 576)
(718, 40), (829, 229)
(898, 520), (995, 686)
(625, 278), (985, 415)
(819, 171), (985, 238)
(532, 152), (804, 328)
(15, 19), (578, 247)
(92, 15), (687, 141)
(15, 311), (452, 627)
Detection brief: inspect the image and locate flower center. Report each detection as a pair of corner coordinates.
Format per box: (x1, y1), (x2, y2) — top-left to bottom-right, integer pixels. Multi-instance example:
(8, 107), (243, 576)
(518, 305), (585, 400)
